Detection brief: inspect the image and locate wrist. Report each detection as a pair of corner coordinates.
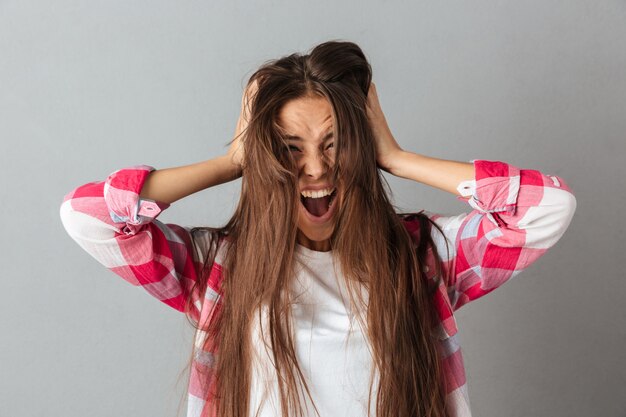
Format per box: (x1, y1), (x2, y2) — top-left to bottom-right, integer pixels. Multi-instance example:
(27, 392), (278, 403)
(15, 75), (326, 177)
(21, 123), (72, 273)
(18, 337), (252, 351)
(383, 149), (412, 177)
(221, 154), (242, 181)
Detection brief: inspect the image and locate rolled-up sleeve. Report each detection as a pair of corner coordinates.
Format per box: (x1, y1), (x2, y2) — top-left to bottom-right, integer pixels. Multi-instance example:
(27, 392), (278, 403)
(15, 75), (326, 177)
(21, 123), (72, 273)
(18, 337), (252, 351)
(59, 165), (209, 321)
(425, 159), (577, 311)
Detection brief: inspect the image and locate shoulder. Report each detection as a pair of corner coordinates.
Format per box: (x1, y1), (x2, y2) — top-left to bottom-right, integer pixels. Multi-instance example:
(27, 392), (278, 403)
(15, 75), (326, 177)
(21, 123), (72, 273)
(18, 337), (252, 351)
(188, 227), (231, 291)
(396, 210), (435, 243)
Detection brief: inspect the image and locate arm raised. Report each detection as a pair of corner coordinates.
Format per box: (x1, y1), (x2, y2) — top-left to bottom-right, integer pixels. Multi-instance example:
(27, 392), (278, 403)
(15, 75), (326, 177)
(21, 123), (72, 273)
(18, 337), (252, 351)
(365, 81), (474, 196)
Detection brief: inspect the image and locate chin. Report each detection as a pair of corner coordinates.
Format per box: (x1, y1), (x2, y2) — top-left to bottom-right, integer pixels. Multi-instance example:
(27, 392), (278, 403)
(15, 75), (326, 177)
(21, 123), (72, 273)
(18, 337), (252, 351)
(299, 229), (332, 242)
(296, 226), (334, 250)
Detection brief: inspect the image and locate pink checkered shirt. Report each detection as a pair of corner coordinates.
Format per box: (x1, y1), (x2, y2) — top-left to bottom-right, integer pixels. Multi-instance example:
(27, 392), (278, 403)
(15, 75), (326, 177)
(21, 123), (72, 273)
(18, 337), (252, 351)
(60, 159), (576, 417)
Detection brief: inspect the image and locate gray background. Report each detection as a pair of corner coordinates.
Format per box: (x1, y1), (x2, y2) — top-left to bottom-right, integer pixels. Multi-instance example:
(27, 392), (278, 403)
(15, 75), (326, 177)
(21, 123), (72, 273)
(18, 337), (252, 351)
(1, 1), (624, 416)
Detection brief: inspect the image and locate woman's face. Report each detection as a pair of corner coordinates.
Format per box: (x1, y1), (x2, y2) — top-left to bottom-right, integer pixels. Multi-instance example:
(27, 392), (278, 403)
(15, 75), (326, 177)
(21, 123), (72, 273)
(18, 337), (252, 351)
(277, 94), (338, 252)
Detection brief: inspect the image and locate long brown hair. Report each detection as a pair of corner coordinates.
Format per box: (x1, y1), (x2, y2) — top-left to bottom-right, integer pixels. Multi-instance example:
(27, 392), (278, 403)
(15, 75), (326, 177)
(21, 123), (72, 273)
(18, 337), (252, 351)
(183, 40), (450, 417)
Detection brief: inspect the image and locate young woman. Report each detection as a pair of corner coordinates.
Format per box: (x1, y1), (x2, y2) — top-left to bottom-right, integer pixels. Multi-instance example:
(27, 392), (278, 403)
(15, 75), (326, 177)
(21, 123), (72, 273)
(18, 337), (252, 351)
(60, 41), (577, 417)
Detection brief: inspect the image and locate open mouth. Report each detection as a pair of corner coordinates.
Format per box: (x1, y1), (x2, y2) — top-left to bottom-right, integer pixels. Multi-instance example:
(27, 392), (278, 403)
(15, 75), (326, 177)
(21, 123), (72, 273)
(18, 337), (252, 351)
(300, 188), (337, 218)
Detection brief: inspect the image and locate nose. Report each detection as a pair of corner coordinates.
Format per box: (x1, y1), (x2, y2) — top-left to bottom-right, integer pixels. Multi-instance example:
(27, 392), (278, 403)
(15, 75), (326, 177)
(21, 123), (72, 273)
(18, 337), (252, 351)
(301, 150), (328, 180)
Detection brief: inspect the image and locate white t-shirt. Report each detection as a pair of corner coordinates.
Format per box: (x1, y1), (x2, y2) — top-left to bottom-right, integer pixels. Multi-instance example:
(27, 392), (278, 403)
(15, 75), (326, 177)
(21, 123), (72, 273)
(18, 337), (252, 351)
(248, 243), (379, 417)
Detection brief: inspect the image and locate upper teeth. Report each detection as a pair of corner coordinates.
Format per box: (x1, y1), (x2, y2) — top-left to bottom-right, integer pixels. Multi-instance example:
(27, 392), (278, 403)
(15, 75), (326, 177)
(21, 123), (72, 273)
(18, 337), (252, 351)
(301, 187), (335, 198)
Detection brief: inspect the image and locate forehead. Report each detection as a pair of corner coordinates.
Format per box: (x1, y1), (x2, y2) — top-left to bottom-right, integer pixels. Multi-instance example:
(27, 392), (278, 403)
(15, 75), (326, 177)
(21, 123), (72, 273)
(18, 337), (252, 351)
(277, 95), (334, 137)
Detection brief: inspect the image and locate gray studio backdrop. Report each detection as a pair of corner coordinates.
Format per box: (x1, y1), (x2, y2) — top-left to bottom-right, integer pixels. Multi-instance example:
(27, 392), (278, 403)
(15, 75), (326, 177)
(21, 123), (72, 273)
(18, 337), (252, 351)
(1, 1), (624, 416)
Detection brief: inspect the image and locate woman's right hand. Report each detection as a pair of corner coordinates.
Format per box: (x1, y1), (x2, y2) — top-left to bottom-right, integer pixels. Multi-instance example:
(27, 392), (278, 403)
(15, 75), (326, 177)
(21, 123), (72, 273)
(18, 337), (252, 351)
(228, 79), (259, 173)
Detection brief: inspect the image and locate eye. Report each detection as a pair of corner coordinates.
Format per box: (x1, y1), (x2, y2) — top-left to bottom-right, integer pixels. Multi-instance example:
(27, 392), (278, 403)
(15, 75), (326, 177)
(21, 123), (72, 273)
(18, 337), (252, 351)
(288, 145), (301, 152)
(325, 142), (334, 150)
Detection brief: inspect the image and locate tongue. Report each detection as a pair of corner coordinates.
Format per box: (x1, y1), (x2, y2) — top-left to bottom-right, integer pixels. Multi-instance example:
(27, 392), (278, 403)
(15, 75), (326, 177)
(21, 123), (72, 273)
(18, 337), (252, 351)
(303, 196), (330, 217)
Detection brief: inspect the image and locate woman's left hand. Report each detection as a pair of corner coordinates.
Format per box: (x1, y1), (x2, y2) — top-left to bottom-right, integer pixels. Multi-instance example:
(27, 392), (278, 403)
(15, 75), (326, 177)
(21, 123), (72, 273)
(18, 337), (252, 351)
(366, 82), (403, 173)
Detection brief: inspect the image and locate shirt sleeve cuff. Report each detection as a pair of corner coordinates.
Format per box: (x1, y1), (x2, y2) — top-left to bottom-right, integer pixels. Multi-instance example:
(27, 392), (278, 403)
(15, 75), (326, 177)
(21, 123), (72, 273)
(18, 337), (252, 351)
(103, 165), (170, 235)
(455, 159), (521, 216)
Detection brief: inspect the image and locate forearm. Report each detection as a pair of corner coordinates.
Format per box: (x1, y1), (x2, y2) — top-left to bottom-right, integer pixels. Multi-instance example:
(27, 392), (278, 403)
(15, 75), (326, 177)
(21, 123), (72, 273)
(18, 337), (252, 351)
(139, 155), (241, 205)
(388, 151), (475, 197)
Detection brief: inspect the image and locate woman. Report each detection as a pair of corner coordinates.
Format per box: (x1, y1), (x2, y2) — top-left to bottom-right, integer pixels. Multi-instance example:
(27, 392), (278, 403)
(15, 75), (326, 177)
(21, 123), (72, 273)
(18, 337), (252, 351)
(60, 40), (577, 417)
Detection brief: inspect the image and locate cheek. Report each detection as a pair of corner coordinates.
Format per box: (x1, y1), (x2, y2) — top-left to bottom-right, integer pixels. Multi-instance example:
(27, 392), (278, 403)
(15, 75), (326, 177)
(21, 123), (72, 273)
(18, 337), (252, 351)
(326, 150), (336, 165)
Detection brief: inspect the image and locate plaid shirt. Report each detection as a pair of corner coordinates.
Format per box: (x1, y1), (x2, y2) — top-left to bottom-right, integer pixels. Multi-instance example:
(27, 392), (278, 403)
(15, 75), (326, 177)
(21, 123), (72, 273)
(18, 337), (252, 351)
(60, 159), (576, 417)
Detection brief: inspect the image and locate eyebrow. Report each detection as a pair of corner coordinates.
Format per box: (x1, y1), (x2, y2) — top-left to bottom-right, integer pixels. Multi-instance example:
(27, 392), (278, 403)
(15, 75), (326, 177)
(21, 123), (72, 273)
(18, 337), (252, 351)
(285, 130), (334, 142)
